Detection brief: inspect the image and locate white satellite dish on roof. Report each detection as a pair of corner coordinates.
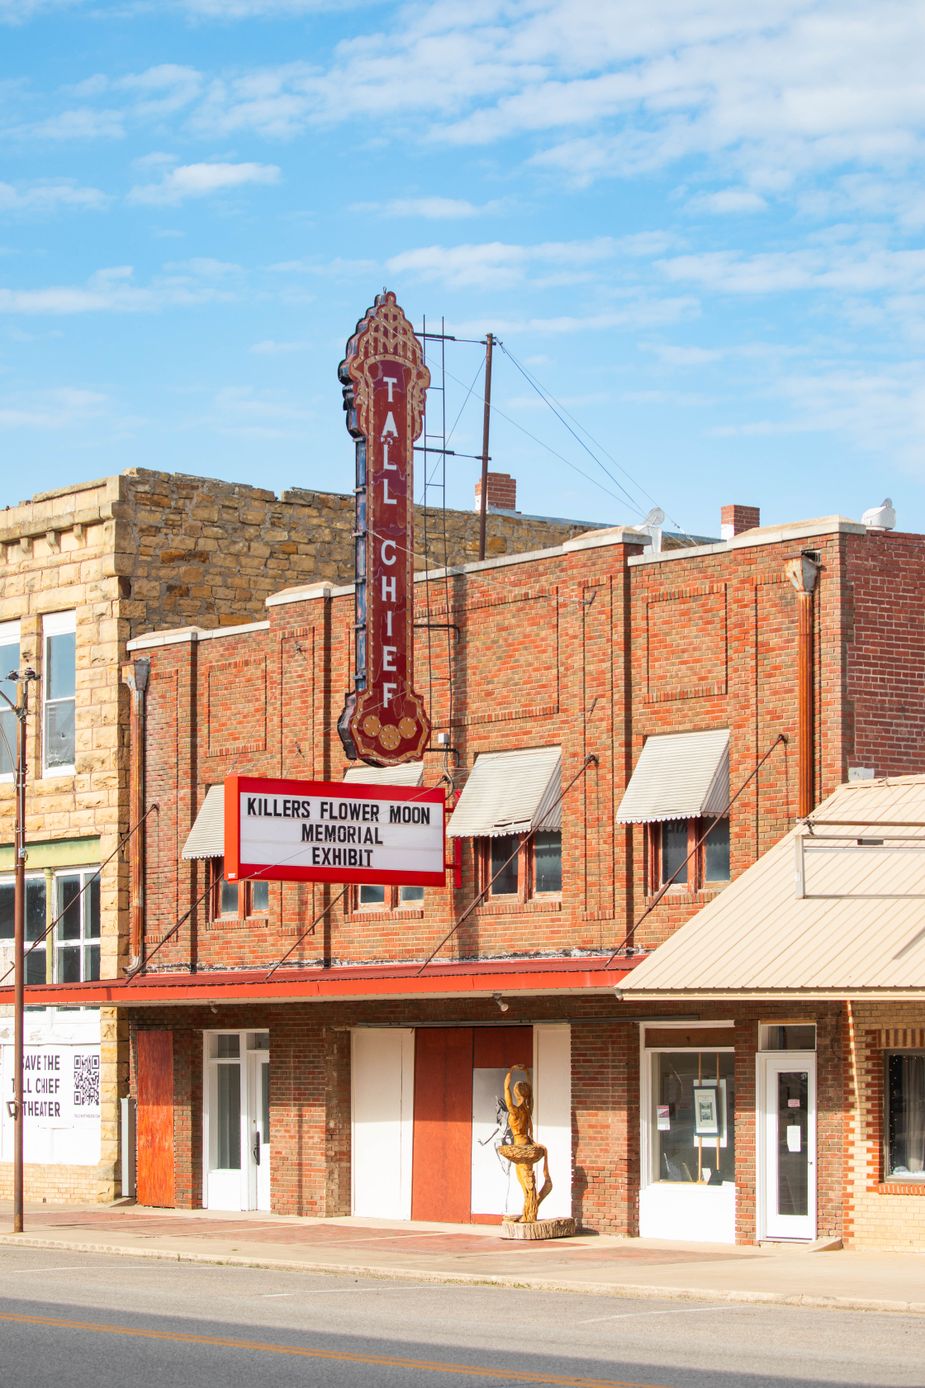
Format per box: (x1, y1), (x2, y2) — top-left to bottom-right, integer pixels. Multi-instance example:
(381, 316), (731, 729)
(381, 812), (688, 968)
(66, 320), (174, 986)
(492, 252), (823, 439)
(861, 498), (896, 530)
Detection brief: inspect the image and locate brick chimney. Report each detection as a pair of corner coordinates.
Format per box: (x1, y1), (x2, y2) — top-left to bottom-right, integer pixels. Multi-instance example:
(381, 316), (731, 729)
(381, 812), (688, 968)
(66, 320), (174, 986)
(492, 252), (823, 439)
(720, 503), (760, 539)
(474, 471), (518, 514)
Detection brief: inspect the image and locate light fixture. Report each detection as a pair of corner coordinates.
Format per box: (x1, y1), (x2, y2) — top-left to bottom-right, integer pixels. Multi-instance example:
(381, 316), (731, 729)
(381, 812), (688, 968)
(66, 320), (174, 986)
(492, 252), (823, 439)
(6, 1100), (17, 1119)
(493, 993), (509, 1013)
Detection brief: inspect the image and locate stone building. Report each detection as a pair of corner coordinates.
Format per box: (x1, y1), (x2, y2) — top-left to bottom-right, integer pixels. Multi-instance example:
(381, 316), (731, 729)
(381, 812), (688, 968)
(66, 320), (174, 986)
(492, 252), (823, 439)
(0, 466), (605, 1201)
(31, 502), (925, 1247)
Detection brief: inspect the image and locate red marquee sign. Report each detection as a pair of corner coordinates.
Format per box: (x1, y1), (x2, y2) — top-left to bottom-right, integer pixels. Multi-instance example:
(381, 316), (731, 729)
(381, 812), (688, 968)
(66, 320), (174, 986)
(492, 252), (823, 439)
(338, 291), (431, 766)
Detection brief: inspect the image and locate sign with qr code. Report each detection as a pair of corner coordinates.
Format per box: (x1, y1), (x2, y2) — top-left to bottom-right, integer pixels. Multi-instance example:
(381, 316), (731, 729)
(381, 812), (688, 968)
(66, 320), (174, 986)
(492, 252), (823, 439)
(0, 1044), (100, 1146)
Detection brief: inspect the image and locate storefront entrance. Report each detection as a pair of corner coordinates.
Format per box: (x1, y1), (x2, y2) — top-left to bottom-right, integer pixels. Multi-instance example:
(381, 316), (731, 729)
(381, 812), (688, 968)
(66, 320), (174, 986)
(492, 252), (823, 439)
(639, 1025), (736, 1243)
(350, 1023), (572, 1223)
(758, 1050), (816, 1240)
(202, 1030), (270, 1212)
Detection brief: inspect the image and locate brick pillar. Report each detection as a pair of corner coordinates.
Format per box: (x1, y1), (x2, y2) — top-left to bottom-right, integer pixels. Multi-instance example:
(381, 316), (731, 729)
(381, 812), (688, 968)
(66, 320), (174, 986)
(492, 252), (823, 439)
(474, 472), (517, 513)
(720, 503), (760, 538)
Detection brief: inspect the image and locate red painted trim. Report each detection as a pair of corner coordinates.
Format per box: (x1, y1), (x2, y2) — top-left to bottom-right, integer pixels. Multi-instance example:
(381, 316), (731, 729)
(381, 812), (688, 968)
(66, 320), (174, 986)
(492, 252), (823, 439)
(224, 775), (446, 886)
(1, 955), (639, 1009)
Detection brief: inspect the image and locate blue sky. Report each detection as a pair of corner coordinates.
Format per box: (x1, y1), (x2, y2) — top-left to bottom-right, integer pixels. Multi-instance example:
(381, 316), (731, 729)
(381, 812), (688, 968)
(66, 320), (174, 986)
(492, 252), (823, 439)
(3, 1), (925, 538)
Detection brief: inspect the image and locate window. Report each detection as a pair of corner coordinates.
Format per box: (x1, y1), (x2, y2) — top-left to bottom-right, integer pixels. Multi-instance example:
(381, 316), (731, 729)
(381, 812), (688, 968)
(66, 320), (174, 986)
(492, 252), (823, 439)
(207, 860), (271, 922)
(355, 882), (425, 911)
(651, 1050), (735, 1185)
(649, 818), (730, 893)
(0, 620), (20, 780)
(54, 870), (100, 982)
(478, 830), (562, 902)
(0, 874), (48, 984)
(43, 611), (76, 775)
(885, 1053), (925, 1181)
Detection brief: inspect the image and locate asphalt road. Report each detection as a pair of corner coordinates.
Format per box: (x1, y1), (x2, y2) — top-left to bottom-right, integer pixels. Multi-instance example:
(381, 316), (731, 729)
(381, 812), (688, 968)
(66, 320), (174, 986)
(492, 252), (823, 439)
(0, 1246), (922, 1388)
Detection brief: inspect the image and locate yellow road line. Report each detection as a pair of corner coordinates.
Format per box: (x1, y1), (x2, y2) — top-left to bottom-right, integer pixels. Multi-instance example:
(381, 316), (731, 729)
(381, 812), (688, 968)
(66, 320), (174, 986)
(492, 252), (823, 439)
(0, 1310), (669, 1388)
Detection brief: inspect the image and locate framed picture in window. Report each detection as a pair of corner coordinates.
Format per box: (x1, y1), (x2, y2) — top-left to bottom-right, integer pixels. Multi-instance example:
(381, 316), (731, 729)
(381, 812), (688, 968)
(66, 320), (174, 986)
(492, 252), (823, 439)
(692, 1084), (720, 1137)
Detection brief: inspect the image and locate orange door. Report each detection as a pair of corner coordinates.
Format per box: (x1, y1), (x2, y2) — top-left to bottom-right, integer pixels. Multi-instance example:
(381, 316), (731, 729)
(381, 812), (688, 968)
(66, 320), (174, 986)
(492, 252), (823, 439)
(136, 1030), (175, 1207)
(411, 1028), (473, 1222)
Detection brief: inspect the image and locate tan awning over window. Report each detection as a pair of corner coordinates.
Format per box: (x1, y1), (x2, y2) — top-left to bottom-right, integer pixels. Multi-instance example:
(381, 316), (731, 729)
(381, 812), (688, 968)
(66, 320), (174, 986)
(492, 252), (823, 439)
(447, 747), (561, 838)
(616, 729), (729, 824)
(343, 761), (424, 786)
(182, 784), (225, 859)
(620, 775), (925, 999)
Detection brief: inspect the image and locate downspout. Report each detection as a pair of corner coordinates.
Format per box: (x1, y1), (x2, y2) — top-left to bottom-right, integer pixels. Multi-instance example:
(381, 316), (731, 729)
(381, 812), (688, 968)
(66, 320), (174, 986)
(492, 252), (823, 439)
(785, 553), (821, 818)
(122, 658), (150, 972)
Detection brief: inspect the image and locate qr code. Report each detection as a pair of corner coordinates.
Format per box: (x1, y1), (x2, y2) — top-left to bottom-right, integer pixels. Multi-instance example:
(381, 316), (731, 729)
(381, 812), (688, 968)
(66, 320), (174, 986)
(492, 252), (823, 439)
(74, 1053), (100, 1108)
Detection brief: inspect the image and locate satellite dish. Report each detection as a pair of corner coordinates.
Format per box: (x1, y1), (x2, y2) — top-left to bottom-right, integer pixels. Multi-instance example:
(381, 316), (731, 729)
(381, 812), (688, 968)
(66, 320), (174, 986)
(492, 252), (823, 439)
(860, 498), (896, 530)
(644, 506), (665, 527)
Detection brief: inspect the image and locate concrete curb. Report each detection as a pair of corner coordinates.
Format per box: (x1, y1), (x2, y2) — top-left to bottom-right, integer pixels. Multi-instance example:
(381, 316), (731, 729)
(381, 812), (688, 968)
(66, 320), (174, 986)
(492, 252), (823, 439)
(2, 1234), (924, 1317)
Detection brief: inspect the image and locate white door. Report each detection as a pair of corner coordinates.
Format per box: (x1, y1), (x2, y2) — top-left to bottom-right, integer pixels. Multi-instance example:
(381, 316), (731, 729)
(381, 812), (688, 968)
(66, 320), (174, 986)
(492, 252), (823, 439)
(249, 1051), (271, 1213)
(204, 1032), (270, 1212)
(759, 1053), (816, 1240)
(351, 1028), (414, 1218)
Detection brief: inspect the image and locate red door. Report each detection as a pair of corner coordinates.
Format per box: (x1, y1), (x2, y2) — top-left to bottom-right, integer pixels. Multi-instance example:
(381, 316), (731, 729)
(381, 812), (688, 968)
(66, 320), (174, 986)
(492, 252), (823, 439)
(136, 1030), (175, 1207)
(411, 1026), (533, 1223)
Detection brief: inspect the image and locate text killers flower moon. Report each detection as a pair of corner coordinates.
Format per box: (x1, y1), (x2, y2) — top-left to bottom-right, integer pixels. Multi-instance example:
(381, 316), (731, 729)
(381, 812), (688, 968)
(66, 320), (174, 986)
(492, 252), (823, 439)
(223, 774), (446, 887)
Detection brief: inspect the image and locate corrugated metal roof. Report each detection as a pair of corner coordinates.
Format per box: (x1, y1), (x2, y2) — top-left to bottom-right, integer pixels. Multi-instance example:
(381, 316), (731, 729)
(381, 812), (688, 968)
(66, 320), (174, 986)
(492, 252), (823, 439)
(616, 729), (729, 823)
(447, 747), (562, 838)
(182, 784), (225, 859)
(343, 762), (424, 786)
(621, 775), (925, 997)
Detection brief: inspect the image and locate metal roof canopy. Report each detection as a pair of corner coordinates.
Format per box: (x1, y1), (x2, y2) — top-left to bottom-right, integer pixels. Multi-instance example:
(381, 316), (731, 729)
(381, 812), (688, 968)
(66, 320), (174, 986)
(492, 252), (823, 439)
(343, 761), (424, 786)
(447, 746), (562, 838)
(619, 774), (925, 999)
(617, 728), (729, 824)
(182, 784), (225, 859)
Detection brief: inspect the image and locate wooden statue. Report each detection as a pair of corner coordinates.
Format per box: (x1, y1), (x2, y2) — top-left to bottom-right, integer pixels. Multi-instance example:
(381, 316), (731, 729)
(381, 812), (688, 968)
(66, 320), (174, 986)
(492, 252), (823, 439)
(498, 1065), (552, 1222)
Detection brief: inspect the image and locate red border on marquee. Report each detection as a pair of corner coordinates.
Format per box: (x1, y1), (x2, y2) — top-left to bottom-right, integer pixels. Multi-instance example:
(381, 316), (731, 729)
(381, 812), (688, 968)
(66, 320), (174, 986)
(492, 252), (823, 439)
(224, 773), (446, 887)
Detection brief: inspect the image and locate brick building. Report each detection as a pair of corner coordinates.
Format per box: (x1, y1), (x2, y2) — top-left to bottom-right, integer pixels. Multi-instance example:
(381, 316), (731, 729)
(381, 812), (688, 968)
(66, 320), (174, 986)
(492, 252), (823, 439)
(14, 500), (925, 1246)
(0, 466), (600, 1203)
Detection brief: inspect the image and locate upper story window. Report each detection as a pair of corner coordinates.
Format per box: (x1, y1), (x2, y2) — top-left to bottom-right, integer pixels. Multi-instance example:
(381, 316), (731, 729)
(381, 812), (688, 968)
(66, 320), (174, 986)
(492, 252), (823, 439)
(652, 817), (730, 892)
(0, 620), (20, 781)
(42, 611), (76, 776)
(54, 870), (100, 982)
(207, 858), (270, 924)
(478, 829), (562, 902)
(617, 729), (731, 896)
(0, 873), (47, 984)
(447, 746), (563, 905)
(355, 882), (425, 911)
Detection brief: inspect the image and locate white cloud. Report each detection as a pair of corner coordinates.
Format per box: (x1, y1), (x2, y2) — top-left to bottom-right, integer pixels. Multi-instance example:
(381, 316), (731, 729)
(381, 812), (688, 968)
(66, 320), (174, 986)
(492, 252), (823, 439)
(658, 246), (925, 295)
(688, 188), (768, 214)
(0, 179), (109, 212)
(0, 386), (108, 429)
(386, 236), (618, 290)
(352, 196), (486, 220)
(0, 262), (239, 314)
(451, 297), (700, 337)
(128, 160), (280, 204)
(21, 107), (125, 140)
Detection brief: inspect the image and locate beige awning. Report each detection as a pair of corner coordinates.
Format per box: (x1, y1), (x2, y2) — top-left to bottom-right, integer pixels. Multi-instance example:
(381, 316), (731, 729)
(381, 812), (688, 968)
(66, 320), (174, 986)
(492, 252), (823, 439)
(620, 775), (925, 999)
(616, 729), (729, 823)
(343, 761), (424, 786)
(447, 747), (561, 838)
(182, 784), (225, 859)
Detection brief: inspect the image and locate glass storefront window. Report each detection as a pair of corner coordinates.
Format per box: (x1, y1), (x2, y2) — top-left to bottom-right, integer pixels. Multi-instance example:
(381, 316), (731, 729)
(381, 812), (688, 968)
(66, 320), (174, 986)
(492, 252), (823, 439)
(652, 1050), (735, 1185)
(886, 1053), (925, 1180)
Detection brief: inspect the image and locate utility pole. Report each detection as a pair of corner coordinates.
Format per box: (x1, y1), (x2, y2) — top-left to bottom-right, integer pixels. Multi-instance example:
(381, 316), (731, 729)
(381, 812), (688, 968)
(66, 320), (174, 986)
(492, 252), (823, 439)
(477, 332), (494, 562)
(4, 669), (35, 1235)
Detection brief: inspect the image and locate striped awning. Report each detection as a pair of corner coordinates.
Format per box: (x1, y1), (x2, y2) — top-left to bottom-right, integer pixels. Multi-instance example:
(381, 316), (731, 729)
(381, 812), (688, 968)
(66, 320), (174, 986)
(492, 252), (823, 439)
(343, 762), (424, 786)
(616, 729), (729, 824)
(447, 747), (561, 838)
(182, 784), (225, 859)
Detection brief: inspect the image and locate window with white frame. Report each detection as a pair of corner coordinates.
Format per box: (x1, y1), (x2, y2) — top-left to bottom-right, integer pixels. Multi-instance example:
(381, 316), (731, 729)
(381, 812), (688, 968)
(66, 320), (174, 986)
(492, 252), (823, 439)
(43, 611), (76, 775)
(54, 870), (100, 982)
(0, 620), (20, 780)
(0, 873), (47, 984)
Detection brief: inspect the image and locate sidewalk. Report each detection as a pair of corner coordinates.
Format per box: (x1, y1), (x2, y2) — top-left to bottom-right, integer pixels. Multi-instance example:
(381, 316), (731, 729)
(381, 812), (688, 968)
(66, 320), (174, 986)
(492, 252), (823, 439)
(1, 1203), (923, 1316)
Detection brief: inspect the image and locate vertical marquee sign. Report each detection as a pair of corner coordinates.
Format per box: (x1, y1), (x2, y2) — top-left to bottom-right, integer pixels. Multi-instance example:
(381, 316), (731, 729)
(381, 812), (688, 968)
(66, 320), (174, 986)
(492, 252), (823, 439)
(338, 291), (432, 766)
